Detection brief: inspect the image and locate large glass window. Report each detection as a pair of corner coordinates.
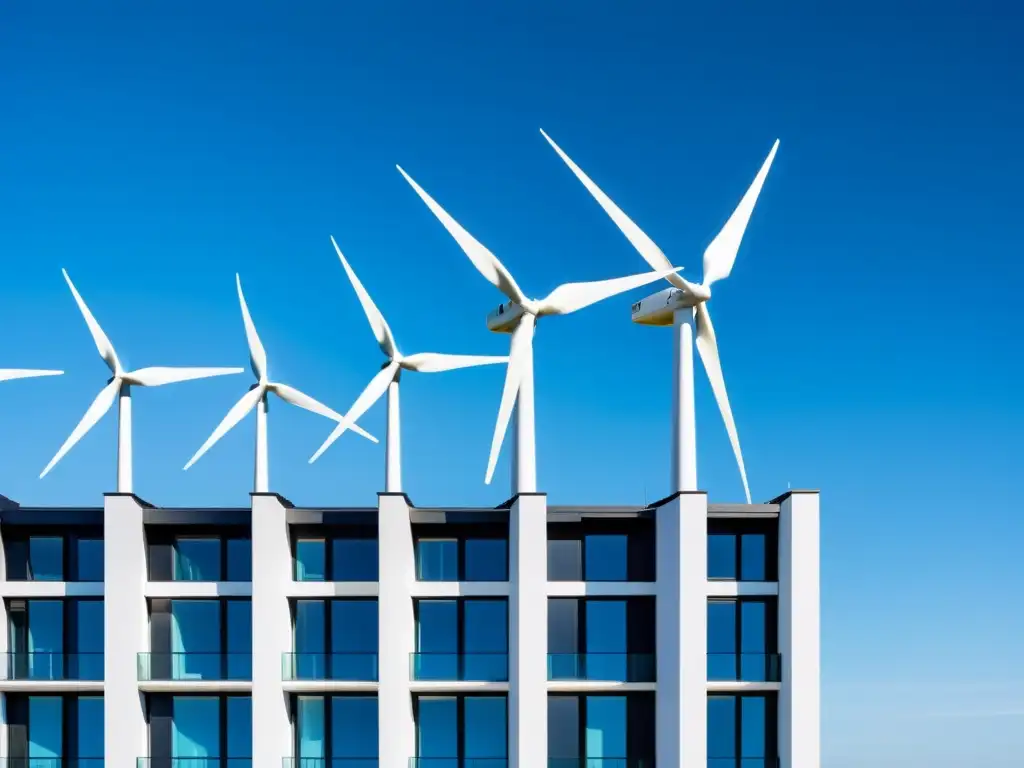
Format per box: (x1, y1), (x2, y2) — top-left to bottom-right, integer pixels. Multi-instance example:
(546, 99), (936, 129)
(463, 539), (507, 582)
(171, 600), (221, 680)
(708, 694), (777, 768)
(227, 697), (252, 760)
(415, 600), (508, 681)
(292, 600), (378, 681)
(415, 696), (507, 766)
(463, 697), (506, 761)
(294, 535), (379, 582)
(708, 525), (775, 581)
(226, 539), (252, 582)
(227, 601), (253, 680)
(295, 540), (326, 581)
(415, 534), (508, 582)
(28, 696), (63, 760)
(547, 694), (654, 765)
(74, 600), (104, 680)
(548, 697), (580, 762)
(708, 599), (776, 682)
(584, 535), (628, 581)
(76, 539), (104, 582)
(28, 537), (63, 581)
(547, 524), (655, 582)
(296, 696), (325, 760)
(548, 598), (654, 683)
(585, 696), (627, 763)
(172, 697), (220, 759)
(416, 539), (458, 581)
(28, 600), (63, 680)
(332, 697), (378, 763)
(584, 601), (628, 680)
(174, 539), (221, 581)
(77, 696), (104, 758)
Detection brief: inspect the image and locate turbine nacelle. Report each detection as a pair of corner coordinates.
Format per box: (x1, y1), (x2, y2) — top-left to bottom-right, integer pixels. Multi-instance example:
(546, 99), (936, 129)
(630, 286), (705, 326)
(486, 301), (528, 334)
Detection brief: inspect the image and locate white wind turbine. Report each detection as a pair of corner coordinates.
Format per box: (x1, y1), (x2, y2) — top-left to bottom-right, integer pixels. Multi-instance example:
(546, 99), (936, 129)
(541, 129), (779, 503)
(184, 274), (378, 493)
(41, 269), (244, 493)
(397, 165), (680, 494)
(309, 236), (508, 492)
(0, 369), (63, 384)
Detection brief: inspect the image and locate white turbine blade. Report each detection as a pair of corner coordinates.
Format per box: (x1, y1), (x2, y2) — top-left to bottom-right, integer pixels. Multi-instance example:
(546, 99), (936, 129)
(309, 361), (399, 463)
(329, 236), (398, 359)
(270, 382), (378, 444)
(538, 267), (682, 316)
(485, 314), (534, 485)
(694, 303), (751, 504)
(702, 139), (779, 288)
(0, 369), (63, 382)
(396, 165), (528, 306)
(40, 378), (120, 478)
(540, 129), (693, 293)
(183, 386), (264, 470)
(402, 353), (508, 373)
(236, 274), (268, 379)
(62, 269), (120, 373)
(129, 367), (244, 387)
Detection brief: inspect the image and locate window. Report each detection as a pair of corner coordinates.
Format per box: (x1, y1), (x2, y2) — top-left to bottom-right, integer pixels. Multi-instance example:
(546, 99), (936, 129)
(165, 536), (250, 582)
(294, 535), (380, 582)
(414, 600), (508, 681)
(75, 539), (103, 582)
(708, 694), (777, 768)
(28, 537), (63, 581)
(547, 598), (655, 682)
(77, 696), (104, 758)
(414, 533), (509, 582)
(174, 538), (221, 581)
(227, 601), (252, 680)
(74, 600), (104, 680)
(708, 599), (776, 682)
(227, 696), (252, 761)
(29, 696), (63, 760)
(172, 696), (221, 758)
(292, 600), (378, 681)
(415, 695), (507, 765)
(547, 523), (655, 582)
(546, 694), (654, 764)
(28, 600), (63, 680)
(707, 522), (777, 581)
(171, 600), (221, 680)
(584, 534), (628, 581)
(547, 539), (582, 581)
(296, 696), (379, 764)
(226, 539), (252, 582)
(161, 599), (251, 681)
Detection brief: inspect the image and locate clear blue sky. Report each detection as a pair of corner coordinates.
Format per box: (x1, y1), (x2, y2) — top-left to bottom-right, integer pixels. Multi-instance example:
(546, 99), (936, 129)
(1, 1), (1022, 763)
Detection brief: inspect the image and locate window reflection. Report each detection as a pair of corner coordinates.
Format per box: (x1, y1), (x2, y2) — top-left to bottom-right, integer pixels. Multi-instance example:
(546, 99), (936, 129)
(333, 538), (378, 581)
(464, 539), (507, 582)
(707, 694), (775, 767)
(227, 539), (252, 582)
(332, 697), (378, 760)
(584, 535), (628, 581)
(416, 539), (458, 581)
(295, 540), (326, 581)
(174, 539), (220, 581)
(77, 696), (104, 757)
(28, 695), (63, 760)
(76, 539), (104, 582)
(28, 537), (63, 581)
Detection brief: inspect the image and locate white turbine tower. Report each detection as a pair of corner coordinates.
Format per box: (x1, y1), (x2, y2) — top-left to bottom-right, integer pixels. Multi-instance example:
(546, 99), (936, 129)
(541, 129), (779, 503)
(309, 236), (508, 492)
(397, 166), (680, 494)
(184, 274), (379, 493)
(41, 269), (244, 493)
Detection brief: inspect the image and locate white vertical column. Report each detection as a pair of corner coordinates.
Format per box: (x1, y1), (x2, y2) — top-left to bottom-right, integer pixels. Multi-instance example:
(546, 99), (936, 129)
(251, 493), (293, 768)
(103, 493), (148, 768)
(0, 513), (8, 760)
(378, 492), (415, 768)
(671, 308), (698, 494)
(656, 491), (707, 768)
(508, 493), (547, 768)
(778, 491), (820, 768)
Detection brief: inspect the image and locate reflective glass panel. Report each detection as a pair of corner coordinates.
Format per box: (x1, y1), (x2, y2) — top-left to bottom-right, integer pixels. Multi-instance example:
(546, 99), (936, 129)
(464, 539), (507, 581)
(77, 696), (104, 757)
(28, 696), (62, 758)
(708, 534), (737, 579)
(295, 539), (326, 582)
(416, 539), (458, 581)
(296, 696), (325, 759)
(584, 535), (628, 581)
(172, 696), (220, 758)
(333, 538), (378, 581)
(227, 696), (252, 758)
(332, 696), (378, 759)
(416, 697), (457, 760)
(464, 696), (507, 759)
(227, 539), (252, 582)
(76, 539), (103, 582)
(174, 539), (220, 581)
(585, 696), (626, 760)
(28, 537), (63, 581)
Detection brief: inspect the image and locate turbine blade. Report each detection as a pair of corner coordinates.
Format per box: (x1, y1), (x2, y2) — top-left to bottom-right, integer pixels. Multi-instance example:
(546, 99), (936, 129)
(270, 382), (378, 443)
(129, 367), (244, 387)
(40, 378), (120, 478)
(329, 236), (398, 359)
(0, 369), (63, 383)
(694, 303), (751, 504)
(485, 314), (534, 485)
(702, 139), (779, 288)
(396, 165), (528, 306)
(538, 268), (681, 316)
(62, 269), (120, 373)
(401, 353), (508, 373)
(540, 128), (693, 293)
(309, 361), (398, 463)
(236, 274), (268, 379)
(183, 386), (264, 470)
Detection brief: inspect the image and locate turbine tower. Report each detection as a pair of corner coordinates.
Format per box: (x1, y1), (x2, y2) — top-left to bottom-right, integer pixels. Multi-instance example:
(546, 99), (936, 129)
(397, 166), (679, 494)
(185, 274), (379, 493)
(41, 269), (244, 493)
(541, 129), (779, 502)
(309, 236), (507, 492)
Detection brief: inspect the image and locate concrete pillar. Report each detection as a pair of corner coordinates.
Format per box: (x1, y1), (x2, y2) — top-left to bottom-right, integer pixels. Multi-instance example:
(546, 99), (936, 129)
(655, 491), (707, 768)
(251, 493), (293, 768)
(377, 492), (415, 768)
(103, 493), (149, 768)
(508, 493), (547, 768)
(0, 503), (8, 760)
(778, 491), (820, 768)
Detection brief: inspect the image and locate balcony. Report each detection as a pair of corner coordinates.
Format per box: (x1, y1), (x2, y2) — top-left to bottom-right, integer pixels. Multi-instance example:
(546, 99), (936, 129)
(708, 760), (779, 768)
(137, 759), (253, 768)
(1, 760), (105, 768)
(282, 653), (379, 682)
(283, 760), (379, 768)
(409, 653), (508, 682)
(408, 761), (507, 768)
(547, 653), (655, 683)
(707, 653), (782, 683)
(3, 652), (104, 681)
(548, 761), (655, 768)
(136, 653), (252, 682)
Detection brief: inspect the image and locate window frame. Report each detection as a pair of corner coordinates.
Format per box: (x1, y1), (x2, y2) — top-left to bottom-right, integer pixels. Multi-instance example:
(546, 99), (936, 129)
(291, 524), (380, 582)
(292, 694), (379, 761)
(707, 692), (779, 764)
(707, 520), (778, 582)
(546, 520), (655, 583)
(412, 524), (509, 582)
(412, 693), (508, 762)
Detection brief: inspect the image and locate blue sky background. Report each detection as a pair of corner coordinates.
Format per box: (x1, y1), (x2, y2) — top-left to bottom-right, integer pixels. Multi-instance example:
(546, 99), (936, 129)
(1, 1), (1022, 763)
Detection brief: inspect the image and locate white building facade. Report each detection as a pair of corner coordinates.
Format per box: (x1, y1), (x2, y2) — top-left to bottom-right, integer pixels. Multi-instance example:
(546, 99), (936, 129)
(0, 488), (819, 768)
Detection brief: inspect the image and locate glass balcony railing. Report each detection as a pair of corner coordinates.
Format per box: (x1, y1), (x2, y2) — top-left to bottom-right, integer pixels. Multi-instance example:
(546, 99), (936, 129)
(548, 761), (655, 768)
(547, 653), (655, 683)
(708, 759), (780, 768)
(3, 652), (104, 681)
(283, 760), (379, 768)
(137, 759), (253, 768)
(707, 653), (782, 683)
(408, 761), (507, 768)
(136, 653), (252, 681)
(1, 760), (106, 768)
(282, 653), (379, 682)
(409, 652), (509, 682)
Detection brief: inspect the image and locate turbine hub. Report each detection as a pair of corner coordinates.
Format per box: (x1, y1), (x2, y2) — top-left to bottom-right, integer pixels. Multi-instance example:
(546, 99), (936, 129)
(486, 300), (528, 334)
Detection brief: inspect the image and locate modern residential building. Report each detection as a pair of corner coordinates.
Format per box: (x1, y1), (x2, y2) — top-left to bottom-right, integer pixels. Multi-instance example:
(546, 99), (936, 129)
(0, 488), (819, 768)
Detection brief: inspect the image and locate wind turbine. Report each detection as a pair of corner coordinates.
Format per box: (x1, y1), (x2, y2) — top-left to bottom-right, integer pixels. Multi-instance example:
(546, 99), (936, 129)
(308, 236), (507, 492)
(397, 165), (680, 494)
(0, 369), (63, 383)
(41, 269), (244, 493)
(540, 129), (779, 503)
(184, 274), (378, 493)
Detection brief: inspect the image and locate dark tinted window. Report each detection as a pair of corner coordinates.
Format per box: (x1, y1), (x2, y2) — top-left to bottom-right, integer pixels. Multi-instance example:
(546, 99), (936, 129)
(548, 696), (580, 759)
(740, 534), (767, 581)
(416, 539), (458, 581)
(295, 539), (326, 581)
(333, 538), (378, 581)
(227, 539), (252, 582)
(708, 534), (737, 579)
(28, 537), (63, 581)
(75, 539), (103, 582)
(464, 539), (507, 581)
(547, 539), (582, 581)
(584, 535), (628, 581)
(174, 538), (220, 581)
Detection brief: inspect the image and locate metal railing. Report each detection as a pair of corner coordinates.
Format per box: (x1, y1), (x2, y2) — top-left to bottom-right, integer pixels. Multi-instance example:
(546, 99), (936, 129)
(281, 652), (379, 682)
(3, 652), (104, 681)
(409, 652), (508, 682)
(547, 653), (655, 683)
(136, 653), (252, 681)
(707, 653), (782, 683)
